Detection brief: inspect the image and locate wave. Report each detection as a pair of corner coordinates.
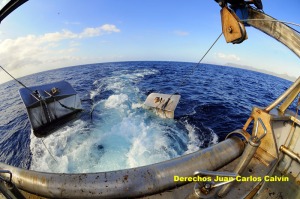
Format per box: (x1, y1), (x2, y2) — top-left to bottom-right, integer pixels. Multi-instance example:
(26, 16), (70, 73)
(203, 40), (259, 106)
(29, 67), (208, 173)
(0, 61), (293, 171)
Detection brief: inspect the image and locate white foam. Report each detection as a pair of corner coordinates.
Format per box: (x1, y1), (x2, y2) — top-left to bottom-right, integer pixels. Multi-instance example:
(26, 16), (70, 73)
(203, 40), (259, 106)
(104, 94), (128, 109)
(30, 68), (215, 173)
(90, 90), (98, 100)
(131, 103), (143, 109)
(30, 120), (90, 172)
(183, 121), (202, 154)
(182, 120), (219, 155)
(126, 121), (177, 168)
(93, 80), (99, 85)
(209, 127), (219, 145)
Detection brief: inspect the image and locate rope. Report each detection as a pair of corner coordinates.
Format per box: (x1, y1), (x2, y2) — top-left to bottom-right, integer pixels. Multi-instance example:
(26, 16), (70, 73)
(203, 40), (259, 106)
(158, 32), (223, 112)
(54, 97), (83, 112)
(43, 90), (83, 112)
(0, 65), (33, 93)
(1, 65), (83, 113)
(41, 138), (58, 163)
(175, 32), (223, 95)
(40, 98), (51, 123)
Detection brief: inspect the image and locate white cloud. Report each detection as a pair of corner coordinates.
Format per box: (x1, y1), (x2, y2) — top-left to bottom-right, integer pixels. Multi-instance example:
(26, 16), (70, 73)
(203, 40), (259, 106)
(216, 53), (241, 61)
(100, 24), (120, 33)
(43, 30), (78, 42)
(80, 24), (120, 38)
(0, 24), (120, 83)
(173, 30), (189, 36)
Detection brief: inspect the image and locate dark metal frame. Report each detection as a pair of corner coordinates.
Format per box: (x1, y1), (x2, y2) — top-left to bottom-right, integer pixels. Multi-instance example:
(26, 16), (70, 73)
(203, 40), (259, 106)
(0, 0), (28, 23)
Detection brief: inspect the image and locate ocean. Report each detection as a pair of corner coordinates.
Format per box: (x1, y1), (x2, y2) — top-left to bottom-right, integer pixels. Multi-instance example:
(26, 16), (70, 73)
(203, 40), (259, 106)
(0, 61), (293, 173)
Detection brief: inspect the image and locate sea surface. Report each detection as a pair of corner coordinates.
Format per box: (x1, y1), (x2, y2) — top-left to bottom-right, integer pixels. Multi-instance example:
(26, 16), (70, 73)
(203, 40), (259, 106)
(0, 61), (294, 173)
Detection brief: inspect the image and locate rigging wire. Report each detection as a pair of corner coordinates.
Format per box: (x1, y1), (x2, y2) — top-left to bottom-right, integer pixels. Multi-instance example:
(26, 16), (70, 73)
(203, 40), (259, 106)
(0, 65), (78, 163)
(175, 32), (223, 94)
(158, 32), (223, 113)
(0, 65), (83, 112)
(0, 65), (33, 93)
(41, 138), (58, 163)
(158, 17), (300, 112)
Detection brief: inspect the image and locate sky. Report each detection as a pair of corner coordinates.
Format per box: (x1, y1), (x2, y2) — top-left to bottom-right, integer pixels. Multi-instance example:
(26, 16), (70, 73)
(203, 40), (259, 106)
(0, 0), (299, 84)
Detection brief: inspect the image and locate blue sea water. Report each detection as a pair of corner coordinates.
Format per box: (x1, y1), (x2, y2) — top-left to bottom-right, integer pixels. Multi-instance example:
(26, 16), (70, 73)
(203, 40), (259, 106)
(0, 61), (294, 173)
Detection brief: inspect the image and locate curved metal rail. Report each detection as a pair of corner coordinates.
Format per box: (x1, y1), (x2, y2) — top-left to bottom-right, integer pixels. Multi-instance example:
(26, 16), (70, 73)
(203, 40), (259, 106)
(247, 9), (300, 58)
(0, 137), (244, 198)
(0, 0), (28, 23)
